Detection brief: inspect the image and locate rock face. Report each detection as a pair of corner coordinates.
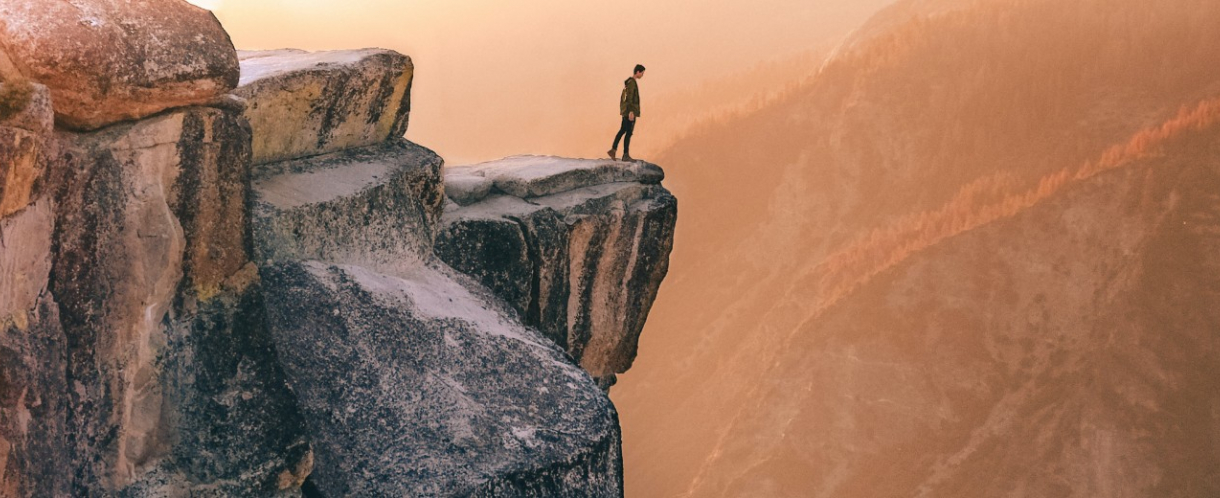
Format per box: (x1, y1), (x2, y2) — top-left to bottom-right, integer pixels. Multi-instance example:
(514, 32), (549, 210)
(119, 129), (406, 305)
(263, 261), (624, 497)
(252, 137), (626, 496)
(236, 49), (414, 165)
(0, 0), (239, 130)
(436, 157), (677, 387)
(252, 139), (444, 269)
(0, 199), (68, 497)
(45, 106), (309, 496)
(0, 81), (50, 218)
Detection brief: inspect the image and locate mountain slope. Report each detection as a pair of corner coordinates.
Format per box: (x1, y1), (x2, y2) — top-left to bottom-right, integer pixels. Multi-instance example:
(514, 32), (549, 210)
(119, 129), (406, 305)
(613, 0), (1220, 496)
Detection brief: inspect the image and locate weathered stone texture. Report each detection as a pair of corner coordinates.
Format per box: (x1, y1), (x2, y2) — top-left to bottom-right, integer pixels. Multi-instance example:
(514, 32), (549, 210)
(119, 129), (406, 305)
(0, 6), (672, 493)
(253, 141), (626, 496)
(0, 199), (70, 498)
(0, 82), (51, 219)
(0, 0), (239, 130)
(45, 106), (308, 495)
(436, 159), (677, 387)
(252, 139), (445, 271)
(236, 49), (414, 165)
(450, 155), (665, 200)
(263, 261), (624, 497)
(435, 195), (571, 349)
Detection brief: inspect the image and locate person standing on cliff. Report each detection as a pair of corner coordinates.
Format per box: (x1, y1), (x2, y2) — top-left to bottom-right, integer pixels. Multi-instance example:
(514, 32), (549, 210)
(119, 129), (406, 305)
(608, 64), (645, 162)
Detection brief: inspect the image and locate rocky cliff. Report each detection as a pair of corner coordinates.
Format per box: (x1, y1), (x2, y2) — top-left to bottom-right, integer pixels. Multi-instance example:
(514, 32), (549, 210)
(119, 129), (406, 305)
(0, 1), (675, 496)
(437, 158), (676, 389)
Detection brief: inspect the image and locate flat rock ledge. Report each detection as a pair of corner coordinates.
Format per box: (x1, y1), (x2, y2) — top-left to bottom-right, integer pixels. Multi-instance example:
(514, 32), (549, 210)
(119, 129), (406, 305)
(446, 155), (665, 204)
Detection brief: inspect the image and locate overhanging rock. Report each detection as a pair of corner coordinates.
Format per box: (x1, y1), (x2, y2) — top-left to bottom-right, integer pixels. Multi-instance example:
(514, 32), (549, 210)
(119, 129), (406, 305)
(436, 157), (677, 388)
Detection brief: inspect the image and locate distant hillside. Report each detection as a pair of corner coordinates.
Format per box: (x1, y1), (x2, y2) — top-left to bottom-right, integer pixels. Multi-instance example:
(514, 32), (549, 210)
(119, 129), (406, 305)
(613, 0), (1220, 496)
(831, 0), (980, 60)
(645, 48), (832, 151)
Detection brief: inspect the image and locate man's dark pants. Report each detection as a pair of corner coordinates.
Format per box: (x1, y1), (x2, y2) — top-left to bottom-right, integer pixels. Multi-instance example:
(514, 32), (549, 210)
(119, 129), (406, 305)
(612, 115), (635, 156)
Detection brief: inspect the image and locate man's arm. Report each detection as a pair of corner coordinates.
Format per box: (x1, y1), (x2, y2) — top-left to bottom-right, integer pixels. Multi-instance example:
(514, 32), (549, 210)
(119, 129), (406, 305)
(627, 79), (641, 120)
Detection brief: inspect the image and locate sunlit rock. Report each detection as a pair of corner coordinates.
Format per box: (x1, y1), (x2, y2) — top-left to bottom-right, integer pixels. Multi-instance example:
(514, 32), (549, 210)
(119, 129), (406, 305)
(46, 106), (309, 495)
(0, 0), (239, 130)
(0, 81), (51, 218)
(252, 139), (444, 270)
(450, 155), (665, 200)
(236, 49), (414, 165)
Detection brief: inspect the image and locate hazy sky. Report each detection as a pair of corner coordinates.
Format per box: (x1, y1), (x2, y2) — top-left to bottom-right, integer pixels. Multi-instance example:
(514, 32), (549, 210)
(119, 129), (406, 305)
(198, 0), (894, 164)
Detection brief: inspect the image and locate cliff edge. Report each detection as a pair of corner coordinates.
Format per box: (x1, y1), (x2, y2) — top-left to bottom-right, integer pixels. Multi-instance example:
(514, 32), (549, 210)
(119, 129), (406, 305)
(0, 2), (675, 496)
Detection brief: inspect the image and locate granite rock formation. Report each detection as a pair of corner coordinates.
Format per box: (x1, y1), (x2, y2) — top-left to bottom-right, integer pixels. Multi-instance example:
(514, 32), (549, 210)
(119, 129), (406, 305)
(0, 4), (675, 496)
(437, 157), (677, 388)
(46, 106), (311, 496)
(0, 0), (239, 130)
(249, 131), (629, 495)
(236, 49), (413, 165)
(262, 260), (624, 497)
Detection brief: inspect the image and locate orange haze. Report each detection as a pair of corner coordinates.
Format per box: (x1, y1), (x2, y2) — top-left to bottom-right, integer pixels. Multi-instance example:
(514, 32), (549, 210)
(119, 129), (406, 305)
(208, 0), (894, 165)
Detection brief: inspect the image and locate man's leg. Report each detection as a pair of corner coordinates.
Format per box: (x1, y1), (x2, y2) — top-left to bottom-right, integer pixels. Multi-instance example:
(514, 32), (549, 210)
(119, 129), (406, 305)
(610, 115), (631, 159)
(622, 118), (636, 159)
(612, 116), (630, 148)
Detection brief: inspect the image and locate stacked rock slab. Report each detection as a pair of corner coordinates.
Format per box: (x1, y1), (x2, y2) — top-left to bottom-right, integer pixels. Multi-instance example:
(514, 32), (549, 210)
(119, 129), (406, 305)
(235, 49), (413, 165)
(436, 157), (677, 388)
(244, 49), (624, 496)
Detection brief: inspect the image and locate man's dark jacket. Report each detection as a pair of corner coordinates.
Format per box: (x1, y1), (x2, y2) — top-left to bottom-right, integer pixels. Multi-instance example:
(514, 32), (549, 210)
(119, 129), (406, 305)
(620, 77), (640, 117)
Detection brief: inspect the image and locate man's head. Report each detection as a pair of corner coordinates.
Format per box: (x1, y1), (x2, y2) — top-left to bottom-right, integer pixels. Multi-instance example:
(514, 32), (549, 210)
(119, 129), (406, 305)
(634, 64), (646, 79)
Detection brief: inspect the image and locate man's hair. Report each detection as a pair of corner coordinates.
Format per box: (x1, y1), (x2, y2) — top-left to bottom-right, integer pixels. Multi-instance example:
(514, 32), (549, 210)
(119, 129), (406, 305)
(634, 64), (646, 74)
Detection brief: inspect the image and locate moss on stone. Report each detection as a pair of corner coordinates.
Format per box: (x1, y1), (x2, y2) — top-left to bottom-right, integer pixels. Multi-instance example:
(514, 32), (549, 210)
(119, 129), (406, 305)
(0, 77), (34, 121)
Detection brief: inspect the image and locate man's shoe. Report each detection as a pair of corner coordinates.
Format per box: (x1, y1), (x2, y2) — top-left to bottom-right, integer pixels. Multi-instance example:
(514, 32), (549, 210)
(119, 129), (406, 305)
(607, 149), (617, 160)
(622, 154), (636, 162)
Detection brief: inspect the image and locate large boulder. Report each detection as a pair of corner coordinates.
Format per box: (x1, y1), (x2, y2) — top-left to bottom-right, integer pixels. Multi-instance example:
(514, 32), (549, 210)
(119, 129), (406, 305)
(263, 261), (624, 497)
(0, 81), (51, 218)
(436, 158), (677, 388)
(0, 0), (240, 130)
(253, 143), (625, 496)
(45, 106), (310, 495)
(236, 49), (414, 165)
